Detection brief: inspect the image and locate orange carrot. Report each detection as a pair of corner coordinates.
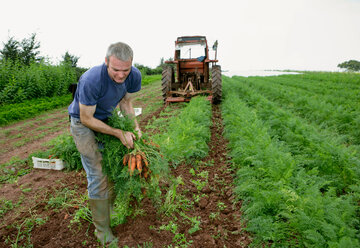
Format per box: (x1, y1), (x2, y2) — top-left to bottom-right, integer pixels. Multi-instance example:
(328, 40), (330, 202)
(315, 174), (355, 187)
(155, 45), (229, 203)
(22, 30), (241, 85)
(130, 155), (136, 175)
(136, 154), (142, 172)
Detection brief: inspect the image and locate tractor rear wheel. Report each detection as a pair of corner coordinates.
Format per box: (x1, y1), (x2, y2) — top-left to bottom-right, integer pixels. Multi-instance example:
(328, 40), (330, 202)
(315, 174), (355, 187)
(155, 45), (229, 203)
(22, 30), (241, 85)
(211, 65), (222, 104)
(161, 66), (174, 103)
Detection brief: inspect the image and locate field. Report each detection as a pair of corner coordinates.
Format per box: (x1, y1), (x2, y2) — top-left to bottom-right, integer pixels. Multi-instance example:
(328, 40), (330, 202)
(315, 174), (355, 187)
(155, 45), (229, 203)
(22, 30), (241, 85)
(0, 72), (359, 247)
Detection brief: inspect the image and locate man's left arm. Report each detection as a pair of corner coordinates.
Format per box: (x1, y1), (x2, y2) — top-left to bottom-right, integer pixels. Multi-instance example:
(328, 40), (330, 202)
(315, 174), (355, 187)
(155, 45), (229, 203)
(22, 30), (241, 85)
(118, 93), (141, 138)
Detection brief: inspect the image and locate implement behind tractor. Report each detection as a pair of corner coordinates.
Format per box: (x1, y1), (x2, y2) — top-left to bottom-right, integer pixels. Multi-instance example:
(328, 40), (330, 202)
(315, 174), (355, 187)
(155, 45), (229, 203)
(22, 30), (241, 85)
(162, 36), (222, 104)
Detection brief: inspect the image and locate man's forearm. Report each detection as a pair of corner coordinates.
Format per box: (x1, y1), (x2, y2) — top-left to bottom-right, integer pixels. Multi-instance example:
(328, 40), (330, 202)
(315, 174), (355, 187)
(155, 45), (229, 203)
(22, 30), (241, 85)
(81, 115), (119, 136)
(79, 103), (135, 148)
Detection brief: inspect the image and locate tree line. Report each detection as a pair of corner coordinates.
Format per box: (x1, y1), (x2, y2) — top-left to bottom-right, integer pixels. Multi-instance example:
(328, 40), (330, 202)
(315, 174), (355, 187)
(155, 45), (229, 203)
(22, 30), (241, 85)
(337, 60), (360, 72)
(0, 33), (168, 105)
(0, 33), (84, 105)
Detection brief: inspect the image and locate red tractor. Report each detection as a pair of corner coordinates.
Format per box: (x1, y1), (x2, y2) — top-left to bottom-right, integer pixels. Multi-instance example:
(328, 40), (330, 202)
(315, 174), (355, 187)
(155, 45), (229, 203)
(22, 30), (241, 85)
(162, 36), (222, 104)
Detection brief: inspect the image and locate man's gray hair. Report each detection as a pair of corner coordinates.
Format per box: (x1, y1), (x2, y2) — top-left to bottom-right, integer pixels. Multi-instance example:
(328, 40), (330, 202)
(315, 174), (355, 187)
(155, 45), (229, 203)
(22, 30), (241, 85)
(106, 42), (133, 62)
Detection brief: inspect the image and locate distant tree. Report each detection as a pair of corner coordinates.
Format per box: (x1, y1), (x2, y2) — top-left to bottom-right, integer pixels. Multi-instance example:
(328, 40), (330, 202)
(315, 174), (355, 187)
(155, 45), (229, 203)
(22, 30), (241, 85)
(159, 57), (165, 68)
(134, 63), (152, 76)
(20, 33), (41, 65)
(0, 33), (42, 66)
(157, 57), (167, 68)
(0, 36), (19, 62)
(156, 57), (174, 71)
(61, 51), (79, 67)
(337, 60), (360, 72)
(60, 51), (88, 81)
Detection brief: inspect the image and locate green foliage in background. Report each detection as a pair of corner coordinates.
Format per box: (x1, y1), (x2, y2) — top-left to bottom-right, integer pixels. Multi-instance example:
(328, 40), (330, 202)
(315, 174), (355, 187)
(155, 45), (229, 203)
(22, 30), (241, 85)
(0, 33), (83, 106)
(141, 74), (161, 86)
(0, 60), (76, 105)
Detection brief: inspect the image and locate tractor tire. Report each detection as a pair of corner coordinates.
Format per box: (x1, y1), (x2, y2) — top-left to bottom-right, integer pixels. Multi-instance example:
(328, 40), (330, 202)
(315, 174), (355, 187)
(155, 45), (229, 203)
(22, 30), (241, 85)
(211, 65), (222, 104)
(161, 66), (173, 103)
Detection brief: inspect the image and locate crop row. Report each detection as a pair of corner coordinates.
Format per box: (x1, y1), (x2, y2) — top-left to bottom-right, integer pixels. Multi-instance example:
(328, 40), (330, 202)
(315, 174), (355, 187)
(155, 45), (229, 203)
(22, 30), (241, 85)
(0, 94), (72, 126)
(263, 75), (360, 103)
(299, 72), (360, 86)
(236, 75), (360, 146)
(221, 75), (360, 247)
(227, 76), (360, 190)
(153, 96), (212, 166)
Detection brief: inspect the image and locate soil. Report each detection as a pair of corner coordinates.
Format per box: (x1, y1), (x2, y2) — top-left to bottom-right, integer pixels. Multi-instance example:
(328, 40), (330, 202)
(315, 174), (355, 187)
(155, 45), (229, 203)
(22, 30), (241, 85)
(0, 94), (252, 247)
(0, 109), (70, 165)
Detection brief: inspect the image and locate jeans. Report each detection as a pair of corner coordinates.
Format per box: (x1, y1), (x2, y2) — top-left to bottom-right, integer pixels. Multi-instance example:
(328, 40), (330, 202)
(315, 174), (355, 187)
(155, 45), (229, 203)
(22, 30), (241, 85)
(70, 117), (110, 199)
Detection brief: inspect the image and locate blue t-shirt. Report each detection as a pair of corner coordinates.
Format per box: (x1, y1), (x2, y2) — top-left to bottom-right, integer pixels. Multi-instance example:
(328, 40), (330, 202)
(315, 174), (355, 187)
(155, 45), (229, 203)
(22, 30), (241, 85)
(68, 63), (141, 120)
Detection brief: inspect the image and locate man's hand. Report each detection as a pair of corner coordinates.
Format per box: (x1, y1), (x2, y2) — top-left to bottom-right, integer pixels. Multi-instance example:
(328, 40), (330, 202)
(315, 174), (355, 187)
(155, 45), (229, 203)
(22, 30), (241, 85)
(113, 129), (136, 149)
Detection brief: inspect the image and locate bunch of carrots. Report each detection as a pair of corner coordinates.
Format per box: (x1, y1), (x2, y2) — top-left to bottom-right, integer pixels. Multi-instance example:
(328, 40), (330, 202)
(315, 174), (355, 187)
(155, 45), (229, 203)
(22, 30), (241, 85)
(122, 138), (161, 178)
(123, 151), (150, 178)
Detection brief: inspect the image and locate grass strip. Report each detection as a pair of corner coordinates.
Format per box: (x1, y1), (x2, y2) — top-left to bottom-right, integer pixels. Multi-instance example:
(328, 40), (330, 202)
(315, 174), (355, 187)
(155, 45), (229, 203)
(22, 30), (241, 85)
(141, 74), (161, 86)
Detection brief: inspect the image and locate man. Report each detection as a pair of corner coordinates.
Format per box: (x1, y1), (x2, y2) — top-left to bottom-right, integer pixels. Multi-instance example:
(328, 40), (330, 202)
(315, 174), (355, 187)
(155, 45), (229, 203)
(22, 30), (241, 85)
(68, 42), (141, 244)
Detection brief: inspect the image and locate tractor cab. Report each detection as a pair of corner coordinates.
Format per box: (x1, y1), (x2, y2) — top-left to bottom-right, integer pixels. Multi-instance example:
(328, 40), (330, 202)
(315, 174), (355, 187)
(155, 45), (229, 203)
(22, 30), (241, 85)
(162, 36), (222, 104)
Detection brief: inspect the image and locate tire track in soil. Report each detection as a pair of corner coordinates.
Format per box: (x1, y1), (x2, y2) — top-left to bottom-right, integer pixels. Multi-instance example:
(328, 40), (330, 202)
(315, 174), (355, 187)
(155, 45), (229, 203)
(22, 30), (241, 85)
(169, 105), (251, 247)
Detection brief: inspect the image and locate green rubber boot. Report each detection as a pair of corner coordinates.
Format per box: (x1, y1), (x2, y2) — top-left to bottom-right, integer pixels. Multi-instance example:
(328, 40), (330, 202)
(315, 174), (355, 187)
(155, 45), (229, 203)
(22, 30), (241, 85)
(89, 198), (116, 244)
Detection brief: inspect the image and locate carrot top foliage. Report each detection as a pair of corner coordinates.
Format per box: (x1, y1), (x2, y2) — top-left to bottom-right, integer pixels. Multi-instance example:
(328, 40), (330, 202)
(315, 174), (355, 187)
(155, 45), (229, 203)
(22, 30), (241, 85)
(96, 111), (169, 224)
(152, 96), (212, 166)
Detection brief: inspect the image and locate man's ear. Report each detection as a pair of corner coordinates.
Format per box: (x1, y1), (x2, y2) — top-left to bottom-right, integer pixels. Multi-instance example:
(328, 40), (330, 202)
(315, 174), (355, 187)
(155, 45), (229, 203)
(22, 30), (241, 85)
(105, 57), (108, 66)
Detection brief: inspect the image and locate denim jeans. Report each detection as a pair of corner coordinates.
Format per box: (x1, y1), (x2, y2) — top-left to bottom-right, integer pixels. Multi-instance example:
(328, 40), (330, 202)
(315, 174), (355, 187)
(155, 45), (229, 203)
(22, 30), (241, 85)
(70, 117), (110, 199)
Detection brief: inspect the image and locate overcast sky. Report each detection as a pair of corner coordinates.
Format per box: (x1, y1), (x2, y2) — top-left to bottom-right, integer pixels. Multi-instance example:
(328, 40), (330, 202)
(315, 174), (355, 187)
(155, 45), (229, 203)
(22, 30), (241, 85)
(1, 0), (359, 74)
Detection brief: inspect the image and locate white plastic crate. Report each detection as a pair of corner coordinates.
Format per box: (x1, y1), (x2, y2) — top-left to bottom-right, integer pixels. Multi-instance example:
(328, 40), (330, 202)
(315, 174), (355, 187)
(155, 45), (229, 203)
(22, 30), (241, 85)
(117, 107), (142, 117)
(32, 157), (65, 170)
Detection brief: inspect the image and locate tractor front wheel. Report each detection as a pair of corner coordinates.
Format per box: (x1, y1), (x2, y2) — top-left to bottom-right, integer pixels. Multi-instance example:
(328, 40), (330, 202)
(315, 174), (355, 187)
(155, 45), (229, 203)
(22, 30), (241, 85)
(211, 65), (222, 104)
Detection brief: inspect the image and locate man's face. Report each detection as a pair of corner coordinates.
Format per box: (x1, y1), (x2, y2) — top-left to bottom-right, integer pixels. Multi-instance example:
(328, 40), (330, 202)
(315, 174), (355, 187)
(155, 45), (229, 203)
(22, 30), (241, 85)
(105, 56), (132, 83)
